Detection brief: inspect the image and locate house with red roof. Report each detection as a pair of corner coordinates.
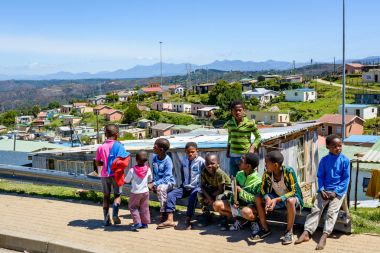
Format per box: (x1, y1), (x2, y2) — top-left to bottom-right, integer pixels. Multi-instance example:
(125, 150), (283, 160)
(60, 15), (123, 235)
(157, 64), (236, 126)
(318, 114), (364, 138)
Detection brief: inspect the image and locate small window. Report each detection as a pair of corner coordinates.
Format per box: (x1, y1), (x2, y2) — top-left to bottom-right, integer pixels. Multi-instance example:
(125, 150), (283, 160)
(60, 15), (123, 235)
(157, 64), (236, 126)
(336, 127), (342, 134)
(321, 126), (325, 132)
(294, 92), (298, 96)
(372, 108), (375, 113)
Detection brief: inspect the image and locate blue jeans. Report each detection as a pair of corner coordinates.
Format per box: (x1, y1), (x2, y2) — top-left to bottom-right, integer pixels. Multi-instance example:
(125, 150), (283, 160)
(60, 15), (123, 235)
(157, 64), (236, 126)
(229, 156), (242, 177)
(266, 193), (300, 209)
(166, 186), (200, 217)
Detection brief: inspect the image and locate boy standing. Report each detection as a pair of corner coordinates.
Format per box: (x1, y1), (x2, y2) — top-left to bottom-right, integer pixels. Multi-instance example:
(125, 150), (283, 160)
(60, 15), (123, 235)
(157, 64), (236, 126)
(95, 124), (130, 226)
(224, 100), (261, 176)
(150, 138), (176, 225)
(295, 135), (350, 250)
(254, 150), (303, 245)
(197, 153), (231, 227)
(159, 142), (205, 230)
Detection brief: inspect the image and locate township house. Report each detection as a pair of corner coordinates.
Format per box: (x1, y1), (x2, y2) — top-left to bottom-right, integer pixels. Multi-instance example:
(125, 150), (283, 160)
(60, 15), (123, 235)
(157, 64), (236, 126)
(191, 104), (207, 115)
(168, 85), (185, 96)
(150, 123), (175, 137)
(93, 105), (123, 121)
(338, 104), (378, 120)
(194, 83), (216, 94)
(242, 88), (279, 104)
(88, 95), (107, 105)
(362, 69), (380, 83)
(197, 106), (219, 119)
(151, 102), (172, 111)
(284, 88), (316, 102)
(318, 114), (364, 137)
(117, 90), (137, 102)
(355, 93), (380, 104)
(280, 75), (303, 83)
(140, 83), (164, 94)
(73, 102), (92, 114)
(16, 116), (34, 125)
(60, 105), (73, 114)
(172, 102), (191, 113)
(345, 63), (363, 74)
(246, 111), (290, 125)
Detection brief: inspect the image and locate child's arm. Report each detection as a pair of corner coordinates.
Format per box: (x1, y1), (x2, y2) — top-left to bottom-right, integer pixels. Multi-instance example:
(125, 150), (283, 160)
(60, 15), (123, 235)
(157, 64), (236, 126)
(153, 160), (173, 186)
(278, 169), (298, 202)
(124, 168), (133, 184)
(317, 157), (326, 192)
(249, 121), (261, 153)
(200, 173), (213, 203)
(239, 178), (261, 204)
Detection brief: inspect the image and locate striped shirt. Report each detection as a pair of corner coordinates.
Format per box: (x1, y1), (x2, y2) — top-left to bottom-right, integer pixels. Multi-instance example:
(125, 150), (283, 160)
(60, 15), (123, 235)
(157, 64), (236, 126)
(224, 117), (261, 155)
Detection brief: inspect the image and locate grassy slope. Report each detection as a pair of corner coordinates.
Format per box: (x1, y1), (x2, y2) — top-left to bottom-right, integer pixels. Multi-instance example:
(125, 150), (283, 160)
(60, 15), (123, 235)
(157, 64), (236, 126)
(0, 179), (378, 234)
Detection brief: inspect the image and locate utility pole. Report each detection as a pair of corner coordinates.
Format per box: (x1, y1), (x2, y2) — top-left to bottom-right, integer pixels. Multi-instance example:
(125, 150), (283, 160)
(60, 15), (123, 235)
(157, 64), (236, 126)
(293, 60), (296, 75)
(333, 56), (336, 74)
(206, 67), (209, 83)
(159, 41), (163, 87)
(96, 111), (100, 144)
(342, 0), (347, 140)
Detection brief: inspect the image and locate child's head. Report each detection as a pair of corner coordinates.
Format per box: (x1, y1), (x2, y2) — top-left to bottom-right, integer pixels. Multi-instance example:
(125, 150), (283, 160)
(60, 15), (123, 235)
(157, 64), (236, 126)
(185, 142), (198, 161)
(239, 153), (259, 174)
(136, 150), (148, 166)
(205, 153), (219, 174)
(265, 150), (284, 173)
(153, 138), (170, 156)
(230, 100), (245, 122)
(326, 134), (342, 155)
(104, 124), (119, 139)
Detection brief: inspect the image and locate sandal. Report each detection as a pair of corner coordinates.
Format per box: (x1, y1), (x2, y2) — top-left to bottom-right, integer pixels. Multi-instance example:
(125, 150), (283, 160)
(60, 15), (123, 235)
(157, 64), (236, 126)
(156, 221), (176, 229)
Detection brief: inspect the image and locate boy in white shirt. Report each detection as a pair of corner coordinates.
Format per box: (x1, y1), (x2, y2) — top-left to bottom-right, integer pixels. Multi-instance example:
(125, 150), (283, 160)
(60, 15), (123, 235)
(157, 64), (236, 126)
(125, 150), (153, 230)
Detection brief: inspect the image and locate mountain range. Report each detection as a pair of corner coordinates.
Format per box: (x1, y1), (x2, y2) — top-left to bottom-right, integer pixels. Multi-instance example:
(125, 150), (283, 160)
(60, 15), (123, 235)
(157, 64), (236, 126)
(0, 56), (379, 80)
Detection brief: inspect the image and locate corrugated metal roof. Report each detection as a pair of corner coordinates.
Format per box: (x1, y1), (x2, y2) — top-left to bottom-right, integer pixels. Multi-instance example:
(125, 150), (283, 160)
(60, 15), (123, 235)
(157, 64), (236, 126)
(344, 135), (380, 144)
(35, 122), (320, 154)
(0, 139), (67, 152)
(359, 139), (380, 163)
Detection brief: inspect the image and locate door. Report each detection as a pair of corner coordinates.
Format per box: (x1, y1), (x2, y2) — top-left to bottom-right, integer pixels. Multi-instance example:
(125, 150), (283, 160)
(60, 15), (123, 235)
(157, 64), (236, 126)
(328, 126), (332, 135)
(356, 109), (360, 117)
(375, 74), (378, 83)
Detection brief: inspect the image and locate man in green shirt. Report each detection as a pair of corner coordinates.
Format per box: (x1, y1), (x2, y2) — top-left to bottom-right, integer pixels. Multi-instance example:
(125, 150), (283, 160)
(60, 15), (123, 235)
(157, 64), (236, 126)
(224, 100), (261, 176)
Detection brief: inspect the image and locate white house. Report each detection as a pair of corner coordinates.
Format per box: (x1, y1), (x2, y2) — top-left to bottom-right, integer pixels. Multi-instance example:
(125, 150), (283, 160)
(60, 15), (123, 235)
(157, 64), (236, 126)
(168, 85), (185, 96)
(118, 90), (137, 101)
(15, 115), (34, 125)
(284, 88), (316, 102)
(338, 104), (378, 120)
(246, 111), (290, 125)
(242, 88), (279, 104)
(197, 106), (220, 119)
(191, 104), (207, 115)
(362, 69), (380, 83)
(172, 102), (191, 113)
(280, 75), (303, 83)
(88, 95), (107, 105)
(151, 102), (172, 111)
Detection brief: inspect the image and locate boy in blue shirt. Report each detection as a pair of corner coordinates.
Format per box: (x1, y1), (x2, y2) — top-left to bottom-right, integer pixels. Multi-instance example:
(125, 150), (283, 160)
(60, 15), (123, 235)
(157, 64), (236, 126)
(295, 134), (350, 250)
(149, 138), (176, 226)
(158, 142), (205, 230)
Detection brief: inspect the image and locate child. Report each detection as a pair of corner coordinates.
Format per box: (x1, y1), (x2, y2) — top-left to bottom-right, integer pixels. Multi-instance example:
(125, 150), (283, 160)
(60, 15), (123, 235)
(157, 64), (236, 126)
(95, 124), (130, 226)
(125, 150), (153, 231)
(150, 138), (176, 225)
(213, 153), (262, 234)
(295, 135), (350, 250)
(254, 150), (303, 245)
(224, 100), (261, 177)
(197, 153), (231, 227)
(158, 142), (205, 230)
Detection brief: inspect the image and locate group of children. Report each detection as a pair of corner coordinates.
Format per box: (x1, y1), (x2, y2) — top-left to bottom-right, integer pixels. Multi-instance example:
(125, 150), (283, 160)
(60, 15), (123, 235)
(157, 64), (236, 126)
(95, 100), (350, 250)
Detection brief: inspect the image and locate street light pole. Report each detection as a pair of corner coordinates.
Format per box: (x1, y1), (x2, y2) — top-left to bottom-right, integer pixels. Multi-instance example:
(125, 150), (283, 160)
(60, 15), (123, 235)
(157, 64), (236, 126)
(159, 41), (163, 87)
(342, 0), (346, 140)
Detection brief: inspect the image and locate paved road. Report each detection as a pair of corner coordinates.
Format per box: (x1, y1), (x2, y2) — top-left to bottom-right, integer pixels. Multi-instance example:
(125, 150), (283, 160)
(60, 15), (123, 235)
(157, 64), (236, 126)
(1, 193), (379, 253)
(316, 78), (380, 92)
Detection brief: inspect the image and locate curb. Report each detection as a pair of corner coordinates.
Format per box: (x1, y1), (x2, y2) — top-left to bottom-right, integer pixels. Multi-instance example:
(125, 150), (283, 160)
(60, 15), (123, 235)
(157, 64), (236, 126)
(0, 233), (93, 253)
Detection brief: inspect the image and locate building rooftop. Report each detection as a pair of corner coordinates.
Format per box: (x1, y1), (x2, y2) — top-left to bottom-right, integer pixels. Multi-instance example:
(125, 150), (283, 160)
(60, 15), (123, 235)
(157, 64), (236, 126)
(150, 123), (175, 131)
(293, 88), (315, 92)
(0, 139), (66, 153)
(171, 124), (204, 131)
(344, 135), (380, 144)
(339, 104), (373, 108)
(318, 114), (363, 125)
(198, 106), (220, 111)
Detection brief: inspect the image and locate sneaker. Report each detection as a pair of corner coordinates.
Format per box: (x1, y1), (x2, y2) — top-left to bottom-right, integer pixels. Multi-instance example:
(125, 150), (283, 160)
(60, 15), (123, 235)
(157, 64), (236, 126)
(219, 217), (229, 231)
(250, 222), (260, 236)
(282, 230), (293, 245)
(197, 213), (212, 227)
(104, 216), (111, 226)
(113, 216), (121, 225)
(131, 223), (143, 231)
(141, 223), (148, 229)
(229, 219), (248, 231)
(251, 228), (271, 240)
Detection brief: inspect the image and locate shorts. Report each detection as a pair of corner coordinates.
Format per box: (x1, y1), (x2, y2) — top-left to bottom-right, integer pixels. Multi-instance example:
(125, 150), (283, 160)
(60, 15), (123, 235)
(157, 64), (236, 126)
(101, 177), (123, 195)
(266, 193), (300, 209)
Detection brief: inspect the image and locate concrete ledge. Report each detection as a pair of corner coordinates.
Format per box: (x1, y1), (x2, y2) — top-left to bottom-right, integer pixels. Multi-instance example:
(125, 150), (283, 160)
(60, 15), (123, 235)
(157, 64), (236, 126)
(0, 233), (92, 253)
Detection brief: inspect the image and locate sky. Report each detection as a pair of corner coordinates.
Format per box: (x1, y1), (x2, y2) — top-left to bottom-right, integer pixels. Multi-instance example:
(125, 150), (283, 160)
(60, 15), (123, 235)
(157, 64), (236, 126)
(0, 0), (379, 75)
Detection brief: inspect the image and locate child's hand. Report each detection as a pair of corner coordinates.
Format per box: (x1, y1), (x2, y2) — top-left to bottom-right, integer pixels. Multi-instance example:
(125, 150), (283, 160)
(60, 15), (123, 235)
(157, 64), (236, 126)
(236, 186), (242, 193)
(327, 191), (336, 200)
(321, 190), (329, 200)
(233, 203), (239, 209)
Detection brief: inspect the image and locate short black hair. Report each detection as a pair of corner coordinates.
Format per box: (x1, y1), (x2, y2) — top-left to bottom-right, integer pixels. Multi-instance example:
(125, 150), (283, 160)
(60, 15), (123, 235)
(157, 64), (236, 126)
(205, 153), (218, 162)
(245, 153), (259, 169)
(155, 138), (170, 152)
(326, 134), (341, 146)
(266, 150), (284, 165)
(230, 100), (245, 110)
(104, 124), (119, 137)
(136, 150), (148, 163)
(185, 142), (198, 150)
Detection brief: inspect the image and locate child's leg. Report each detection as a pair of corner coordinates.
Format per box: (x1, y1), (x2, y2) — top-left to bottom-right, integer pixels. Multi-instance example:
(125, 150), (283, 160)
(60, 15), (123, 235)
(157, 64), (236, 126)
(165, 187), (185, 222)
(285, 197), (297, 232)
(139, 192), (151, 225)
(129, 193), (142, 225)
(213, 200), (232, 218)
(111, 178), (123, 222)
(255, 196), (269, 231)
(186, 187), (200, 218)
(156, 184), (171, 213)
(241, 206), (256, 221)
(101, 178), (112, 224)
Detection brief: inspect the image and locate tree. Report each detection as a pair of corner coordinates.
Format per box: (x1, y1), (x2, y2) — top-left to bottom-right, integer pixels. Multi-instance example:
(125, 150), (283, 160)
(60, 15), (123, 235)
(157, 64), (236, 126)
(0, 110), (17, 127)
(208, 80), (243, 110)
(47, 101), (60, 109)
(147, 111), (161, 121)
(249, 97), (260, 107)
(106, 92), (119, 103)
(122, 103), (141, 124)
(119, 132), (136, 141)
(80, 135), (92, 145)
(31, 105), (41, 117)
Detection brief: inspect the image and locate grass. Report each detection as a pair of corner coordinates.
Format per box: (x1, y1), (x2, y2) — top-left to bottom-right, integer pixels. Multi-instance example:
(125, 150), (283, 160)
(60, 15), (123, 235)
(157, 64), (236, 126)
(334, 76), (380, 91)
(269, 81), (355, 121)
(350, 207), (380, 234)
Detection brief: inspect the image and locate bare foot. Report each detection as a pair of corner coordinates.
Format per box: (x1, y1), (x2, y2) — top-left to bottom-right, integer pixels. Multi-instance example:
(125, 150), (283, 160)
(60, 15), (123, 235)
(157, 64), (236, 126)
(185, 217), (192, 230)
(316, 233), (328, 250)
(295, 231), (310, 244)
